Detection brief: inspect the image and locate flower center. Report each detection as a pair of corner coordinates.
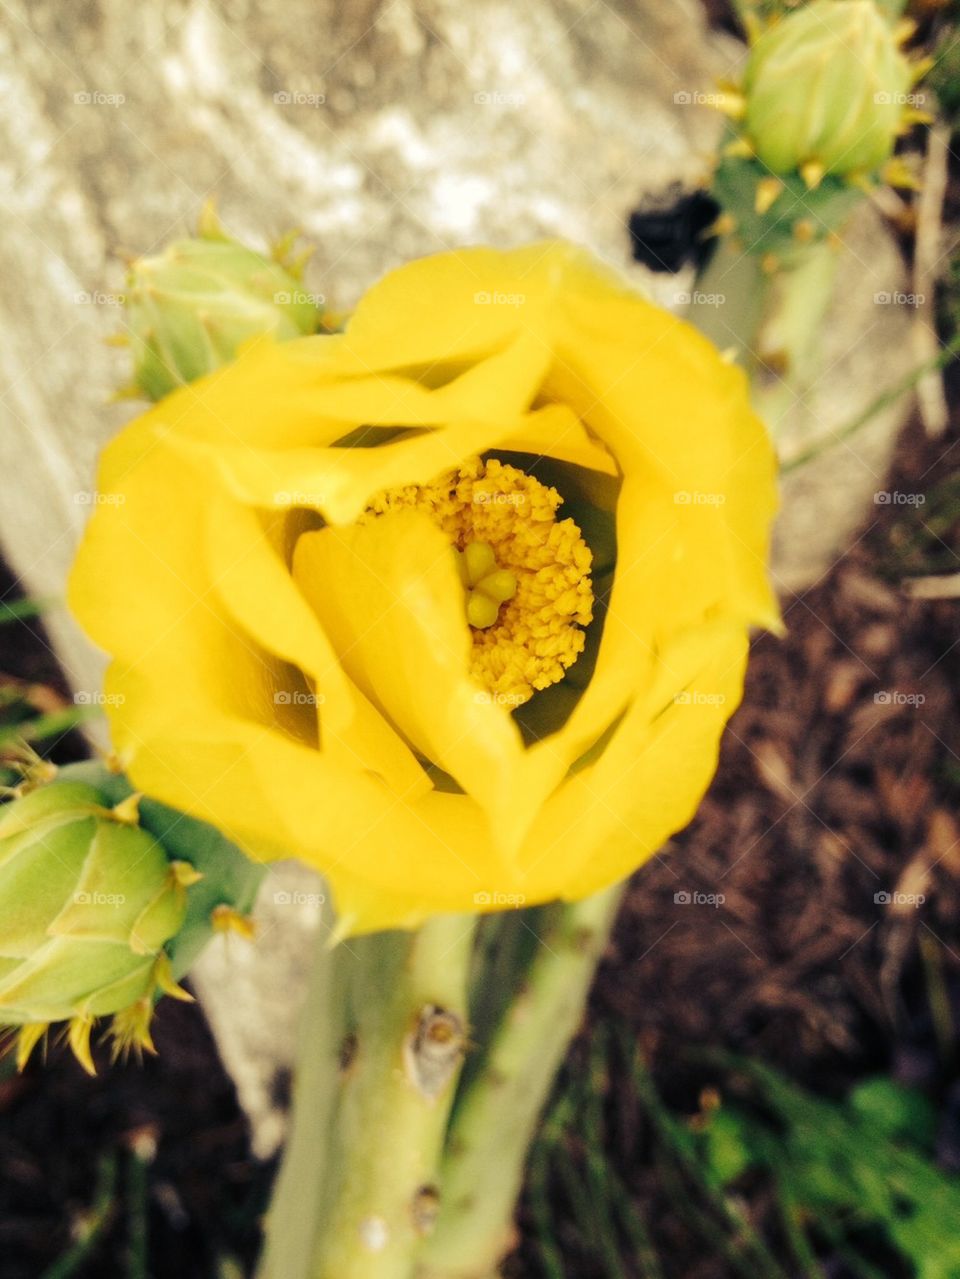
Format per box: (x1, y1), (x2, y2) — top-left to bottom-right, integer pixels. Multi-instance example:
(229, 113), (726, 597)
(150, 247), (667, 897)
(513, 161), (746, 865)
(364, 457), (593, 705)
(454, 540), (518, 629)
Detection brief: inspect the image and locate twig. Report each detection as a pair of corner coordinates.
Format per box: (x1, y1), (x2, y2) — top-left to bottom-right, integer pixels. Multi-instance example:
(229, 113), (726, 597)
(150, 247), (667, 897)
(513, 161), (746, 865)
(780, 329), (960, 474)
(913, 121), (951, 437)
(904, 571), (960, 599)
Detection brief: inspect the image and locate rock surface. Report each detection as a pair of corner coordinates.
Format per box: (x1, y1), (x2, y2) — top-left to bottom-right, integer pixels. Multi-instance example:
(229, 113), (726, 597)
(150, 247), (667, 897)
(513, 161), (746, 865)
(0, 0), (916, 1153)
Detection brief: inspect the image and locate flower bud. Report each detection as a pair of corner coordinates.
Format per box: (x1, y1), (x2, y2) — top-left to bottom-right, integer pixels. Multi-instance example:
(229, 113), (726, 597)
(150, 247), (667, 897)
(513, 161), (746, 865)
(0, 779), (197, 1073)
(743, 0), (912, 179)
(124, 209), (322, 400)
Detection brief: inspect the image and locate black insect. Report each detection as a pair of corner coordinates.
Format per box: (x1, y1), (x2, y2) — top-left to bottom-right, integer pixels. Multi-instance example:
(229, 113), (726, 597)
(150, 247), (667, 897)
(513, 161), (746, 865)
(627, 189), (721, 274)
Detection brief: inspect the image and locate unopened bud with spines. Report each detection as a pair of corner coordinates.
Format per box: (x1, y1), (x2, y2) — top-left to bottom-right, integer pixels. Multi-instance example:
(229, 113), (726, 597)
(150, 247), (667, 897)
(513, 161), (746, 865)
(0, 779), (200, 1073)
(703, 0), (926, 266)
(123, 203), (323, 401)
(742, 0), (913, 181)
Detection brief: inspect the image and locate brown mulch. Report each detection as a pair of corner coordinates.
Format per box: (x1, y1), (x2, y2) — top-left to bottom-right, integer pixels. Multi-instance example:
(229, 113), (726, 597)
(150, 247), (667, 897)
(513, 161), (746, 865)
(604, 410), (960, 1096)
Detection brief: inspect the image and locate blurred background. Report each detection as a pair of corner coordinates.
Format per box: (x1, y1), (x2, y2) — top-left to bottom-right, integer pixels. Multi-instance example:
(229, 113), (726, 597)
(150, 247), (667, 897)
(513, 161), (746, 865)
(3, 0), (960, 1276)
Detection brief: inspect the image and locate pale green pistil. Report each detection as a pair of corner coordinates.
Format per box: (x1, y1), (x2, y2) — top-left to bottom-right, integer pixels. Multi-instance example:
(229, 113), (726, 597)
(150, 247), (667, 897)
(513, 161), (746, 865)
(454, 541), (518, 630)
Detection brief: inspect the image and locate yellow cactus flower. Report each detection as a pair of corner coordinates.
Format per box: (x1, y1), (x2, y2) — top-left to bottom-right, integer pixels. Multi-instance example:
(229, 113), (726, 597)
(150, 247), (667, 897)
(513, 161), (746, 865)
(69, 243), (779, 934)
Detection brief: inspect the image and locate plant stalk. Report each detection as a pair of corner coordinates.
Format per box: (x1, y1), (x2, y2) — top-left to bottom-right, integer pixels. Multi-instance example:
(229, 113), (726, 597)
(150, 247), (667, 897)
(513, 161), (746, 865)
(689, 234), (840, 442)
(417, 882), (625, 1279)
(258, 912), (476, 1279)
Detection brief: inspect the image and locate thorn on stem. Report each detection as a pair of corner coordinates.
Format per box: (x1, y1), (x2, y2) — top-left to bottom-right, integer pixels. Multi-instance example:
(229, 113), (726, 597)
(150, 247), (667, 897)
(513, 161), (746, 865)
(403, 1005), (466, 1101)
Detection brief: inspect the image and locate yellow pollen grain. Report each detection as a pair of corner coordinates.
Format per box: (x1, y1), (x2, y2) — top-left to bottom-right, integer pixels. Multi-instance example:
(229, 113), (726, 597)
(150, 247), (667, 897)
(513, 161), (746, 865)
(364, 457), (593, 705)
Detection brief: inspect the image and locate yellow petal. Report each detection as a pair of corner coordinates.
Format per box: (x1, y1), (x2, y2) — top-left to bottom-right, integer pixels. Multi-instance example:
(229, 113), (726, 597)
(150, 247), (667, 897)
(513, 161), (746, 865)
(204, 489), (429, 797)
(524, 623), (749, 898)
(292, 510), (530, 853)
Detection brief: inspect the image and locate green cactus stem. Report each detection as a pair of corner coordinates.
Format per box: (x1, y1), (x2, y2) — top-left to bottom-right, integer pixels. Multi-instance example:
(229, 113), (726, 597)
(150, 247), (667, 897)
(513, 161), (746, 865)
(259, 914), (476, 1279)
(688, 0), (930, 454)
(416, 885), (624, 1279)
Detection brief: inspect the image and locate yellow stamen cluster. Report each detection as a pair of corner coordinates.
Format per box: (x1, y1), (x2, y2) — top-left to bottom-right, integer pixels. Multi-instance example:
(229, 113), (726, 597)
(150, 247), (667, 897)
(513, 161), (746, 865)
(365, 457), (593, 705)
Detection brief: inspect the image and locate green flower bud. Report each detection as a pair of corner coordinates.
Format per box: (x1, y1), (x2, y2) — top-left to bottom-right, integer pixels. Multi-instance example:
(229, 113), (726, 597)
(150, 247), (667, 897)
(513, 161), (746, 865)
(743, 0), (912, 179)
(124, 207), (322, 401)
(0, 779), (198, 1073)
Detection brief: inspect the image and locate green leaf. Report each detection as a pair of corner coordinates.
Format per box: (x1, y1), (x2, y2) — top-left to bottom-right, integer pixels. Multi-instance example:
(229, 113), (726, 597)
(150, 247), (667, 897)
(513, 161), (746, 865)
(848, 1077), (937, 1149)
(0, 597), (52, 624)
(703, 1109), (755, 1185)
